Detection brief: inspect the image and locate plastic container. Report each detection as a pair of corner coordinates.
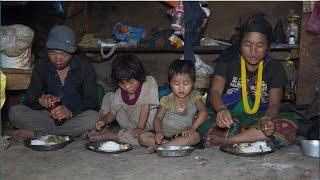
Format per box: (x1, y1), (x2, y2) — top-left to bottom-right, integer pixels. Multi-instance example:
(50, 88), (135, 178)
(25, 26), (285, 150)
(299, 140), (320, 158)
(286, 9), (300, 44)
(171, 3), (184, 35)
(48, 99), (66, 126)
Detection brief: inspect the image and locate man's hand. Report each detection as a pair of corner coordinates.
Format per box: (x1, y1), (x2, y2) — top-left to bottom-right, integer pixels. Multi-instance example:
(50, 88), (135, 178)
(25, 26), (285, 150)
(132, 127), (143, 138)
(155, 132), (164, 145)
(216, 107), (233, 128)
(50, 105), (72, 120)
(39, 95), (59, 108)
(182, 127), (197, 137)
(261, 119), (275, 137)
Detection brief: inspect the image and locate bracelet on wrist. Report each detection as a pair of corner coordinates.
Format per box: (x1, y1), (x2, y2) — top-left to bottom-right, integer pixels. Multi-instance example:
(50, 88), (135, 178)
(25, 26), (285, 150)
(217, 106), (228, 113)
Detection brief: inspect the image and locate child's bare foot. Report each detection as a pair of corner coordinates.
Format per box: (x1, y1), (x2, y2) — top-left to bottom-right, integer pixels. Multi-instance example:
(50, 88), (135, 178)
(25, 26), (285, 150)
(88, 128), (117, 142)
(1, 135), (11, 150)
(79, 131), (90, 141)
(146, 145), (159, 154)
(13, 129), (35, 142)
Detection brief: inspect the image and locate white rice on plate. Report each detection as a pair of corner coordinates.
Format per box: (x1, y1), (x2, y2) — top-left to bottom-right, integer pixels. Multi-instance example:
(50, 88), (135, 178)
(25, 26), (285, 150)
(234, 141), (272, 153)
(99, 141), (120, 151)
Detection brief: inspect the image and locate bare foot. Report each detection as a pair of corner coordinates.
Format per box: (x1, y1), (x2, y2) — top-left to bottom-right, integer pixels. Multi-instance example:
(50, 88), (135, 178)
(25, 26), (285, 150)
(79, 131), (90, 141)
(13, 129), (35, 142)
(1, 136), (11, 150)
(88, 128), (117, 142)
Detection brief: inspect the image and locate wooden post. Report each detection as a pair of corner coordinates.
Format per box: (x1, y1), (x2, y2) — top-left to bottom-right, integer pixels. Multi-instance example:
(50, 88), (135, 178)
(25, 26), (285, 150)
(296, 12), (320, 104)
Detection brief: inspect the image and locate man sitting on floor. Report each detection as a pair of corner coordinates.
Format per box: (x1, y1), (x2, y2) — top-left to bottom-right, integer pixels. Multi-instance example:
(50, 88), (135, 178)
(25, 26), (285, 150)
(9, 25), (100, 142)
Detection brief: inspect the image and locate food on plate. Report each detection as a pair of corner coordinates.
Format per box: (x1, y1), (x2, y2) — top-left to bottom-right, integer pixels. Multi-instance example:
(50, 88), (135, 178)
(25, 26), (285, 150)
(98, 141), (129, 151)
(30, 135), (69, 146)
(233, 141), (272, 153)
(44, 135), (68, 144)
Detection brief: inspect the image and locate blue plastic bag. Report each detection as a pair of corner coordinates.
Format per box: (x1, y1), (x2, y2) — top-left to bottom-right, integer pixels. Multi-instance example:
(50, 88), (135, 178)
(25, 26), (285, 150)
(113, 23), (146, 42)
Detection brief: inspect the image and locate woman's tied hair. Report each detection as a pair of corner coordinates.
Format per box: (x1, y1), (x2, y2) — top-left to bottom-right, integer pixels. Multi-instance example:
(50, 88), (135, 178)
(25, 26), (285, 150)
(240, 12), (273, 44)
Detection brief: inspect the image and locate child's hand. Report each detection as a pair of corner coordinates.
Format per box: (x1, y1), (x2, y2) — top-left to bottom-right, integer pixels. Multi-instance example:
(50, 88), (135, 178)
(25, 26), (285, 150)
(132, 127), (143, 138)
(182, 127), (197, 137)
(96, 120), (106, 131)
(155, 132), (164, 145)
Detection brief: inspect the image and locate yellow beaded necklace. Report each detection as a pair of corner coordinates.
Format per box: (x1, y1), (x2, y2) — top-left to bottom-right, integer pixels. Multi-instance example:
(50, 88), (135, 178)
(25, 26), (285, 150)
(240, 56), (264, 114)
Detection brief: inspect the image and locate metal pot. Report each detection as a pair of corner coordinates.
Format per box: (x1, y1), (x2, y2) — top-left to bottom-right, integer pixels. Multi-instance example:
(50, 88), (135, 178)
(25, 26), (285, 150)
(299, 140), (320, 158)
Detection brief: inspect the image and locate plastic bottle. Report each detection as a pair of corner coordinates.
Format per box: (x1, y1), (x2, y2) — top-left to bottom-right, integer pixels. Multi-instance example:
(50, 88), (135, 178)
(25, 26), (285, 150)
(171, 3), (184, 35)
(48, 99), (66, 126)
(286, 9), (300, 44)
(288, 31), (296, 45)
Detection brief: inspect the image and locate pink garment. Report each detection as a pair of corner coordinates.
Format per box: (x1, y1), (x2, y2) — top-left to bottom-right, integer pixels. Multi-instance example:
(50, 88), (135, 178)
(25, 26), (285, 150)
(120, 81), (142, 105)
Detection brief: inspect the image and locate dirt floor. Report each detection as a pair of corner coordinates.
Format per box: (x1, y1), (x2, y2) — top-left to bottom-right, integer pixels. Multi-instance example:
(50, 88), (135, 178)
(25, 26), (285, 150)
(2, 138), (319, 180)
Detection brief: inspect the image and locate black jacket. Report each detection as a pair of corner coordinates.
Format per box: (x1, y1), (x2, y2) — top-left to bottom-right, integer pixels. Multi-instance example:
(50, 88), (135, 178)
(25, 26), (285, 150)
(24, 54), (98, 116)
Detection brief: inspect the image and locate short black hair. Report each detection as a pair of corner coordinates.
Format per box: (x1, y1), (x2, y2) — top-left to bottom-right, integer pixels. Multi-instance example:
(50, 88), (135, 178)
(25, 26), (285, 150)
(168, 59), (196, 83)
(111, 54), (146, 85)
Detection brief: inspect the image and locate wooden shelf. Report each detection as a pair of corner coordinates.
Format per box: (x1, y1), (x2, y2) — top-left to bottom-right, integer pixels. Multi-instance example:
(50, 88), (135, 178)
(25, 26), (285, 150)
(78, 45), (229, 54)
(2, 68), (32, 90)
(78, 43), (299, 54)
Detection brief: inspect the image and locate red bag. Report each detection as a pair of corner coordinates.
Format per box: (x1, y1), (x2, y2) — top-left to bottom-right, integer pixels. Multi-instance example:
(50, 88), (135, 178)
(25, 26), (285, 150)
(306, 2), (320, 35)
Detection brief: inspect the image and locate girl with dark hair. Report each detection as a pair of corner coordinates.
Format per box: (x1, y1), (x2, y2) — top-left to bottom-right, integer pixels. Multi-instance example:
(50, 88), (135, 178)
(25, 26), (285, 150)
(88, 54), (159, 145)
(139, 60), (208, 149)
(203, 13), (298, 149)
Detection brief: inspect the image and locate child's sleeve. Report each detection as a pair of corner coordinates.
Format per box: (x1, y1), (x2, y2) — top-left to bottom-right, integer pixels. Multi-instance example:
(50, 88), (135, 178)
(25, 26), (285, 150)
(195, 91), (202, 100)
(140, 76), (159, 107)
(159, 95), (169, 109)
(99, 91), (121, 117)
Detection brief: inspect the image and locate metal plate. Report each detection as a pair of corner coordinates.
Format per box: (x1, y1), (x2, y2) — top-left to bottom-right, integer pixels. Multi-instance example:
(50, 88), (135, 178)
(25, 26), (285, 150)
(220, 141), (275, 157)
(85, 141), (133, 154)
(155, 146), (194, 157)
(24, 135), (73, 151)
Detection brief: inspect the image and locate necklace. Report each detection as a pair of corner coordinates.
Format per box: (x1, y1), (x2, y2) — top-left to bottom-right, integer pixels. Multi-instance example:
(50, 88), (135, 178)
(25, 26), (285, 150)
(240, 56), (263, 114)
(175, 96), (187, 113)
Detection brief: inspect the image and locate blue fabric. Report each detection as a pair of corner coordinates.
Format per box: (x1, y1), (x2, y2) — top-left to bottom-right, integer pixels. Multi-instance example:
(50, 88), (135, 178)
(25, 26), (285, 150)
(158, 85), (172, 100)
(113, 23), (146, 42)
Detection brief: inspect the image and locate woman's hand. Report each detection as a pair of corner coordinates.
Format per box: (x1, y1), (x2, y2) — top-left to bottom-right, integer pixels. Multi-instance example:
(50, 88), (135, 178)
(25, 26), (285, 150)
(216, 107), (233, 128)
(155, 132), (164, 145)
(50, 105), (72, 120)
(132, 127), (144, 138)
(182, 127), (196, 137)
(260, 118), (275, 137)
(95, 120), (106, 131)
(39, 95), (59, 108)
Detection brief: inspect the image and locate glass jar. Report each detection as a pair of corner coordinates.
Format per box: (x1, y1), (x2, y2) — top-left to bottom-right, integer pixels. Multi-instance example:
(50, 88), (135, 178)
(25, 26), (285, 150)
(286, 9), (300, 44)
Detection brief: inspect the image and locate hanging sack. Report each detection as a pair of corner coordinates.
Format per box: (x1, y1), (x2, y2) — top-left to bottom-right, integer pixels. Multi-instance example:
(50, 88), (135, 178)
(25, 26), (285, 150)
(306, 2), (320, 35)
(1, 24), (34, 57)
